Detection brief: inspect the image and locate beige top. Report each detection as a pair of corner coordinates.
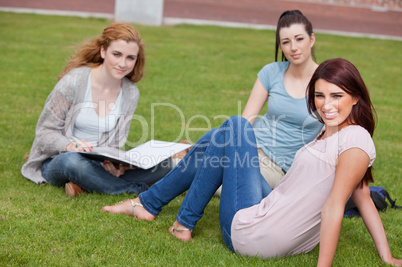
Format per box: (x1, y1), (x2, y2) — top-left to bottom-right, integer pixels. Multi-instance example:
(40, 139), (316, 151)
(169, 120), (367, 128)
(231, 126), (376, 258)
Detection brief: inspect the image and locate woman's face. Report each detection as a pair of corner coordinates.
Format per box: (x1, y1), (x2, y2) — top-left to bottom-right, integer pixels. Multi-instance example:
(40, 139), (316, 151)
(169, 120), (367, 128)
(314, 79), (358, 132)
(101, 40), (139, 80)
(279, 23), (315, 65)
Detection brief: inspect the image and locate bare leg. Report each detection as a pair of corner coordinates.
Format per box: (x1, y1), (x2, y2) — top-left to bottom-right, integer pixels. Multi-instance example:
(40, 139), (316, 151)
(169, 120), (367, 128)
(101, 198), (155, 220)
(169, 220), (192, 242)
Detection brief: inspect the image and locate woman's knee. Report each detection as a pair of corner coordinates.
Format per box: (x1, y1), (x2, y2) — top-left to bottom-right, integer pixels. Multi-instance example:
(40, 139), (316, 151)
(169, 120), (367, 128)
(50, 152), (87, 172)
(224, 116), (254, 143)
(226, 115), (251, 130)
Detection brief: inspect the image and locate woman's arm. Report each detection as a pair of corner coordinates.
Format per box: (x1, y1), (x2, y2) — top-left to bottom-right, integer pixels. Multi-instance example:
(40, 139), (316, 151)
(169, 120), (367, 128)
(241, 78), (268, 125)
(36, 83), (76, 154)
(352, 182), (402, 266)
(32, 68), (93, 155)
(317, 148), (370, 267)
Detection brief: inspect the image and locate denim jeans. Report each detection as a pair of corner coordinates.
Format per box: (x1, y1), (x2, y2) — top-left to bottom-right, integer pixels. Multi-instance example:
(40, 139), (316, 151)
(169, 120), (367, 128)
(41, 152), (172, 195)
(139, 116), (272, 252)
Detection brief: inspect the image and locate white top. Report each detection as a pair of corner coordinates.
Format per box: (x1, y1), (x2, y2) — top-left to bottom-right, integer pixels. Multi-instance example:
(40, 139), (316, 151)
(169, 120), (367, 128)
(72, 75), (122, 146)
(231, 125), (376, 258)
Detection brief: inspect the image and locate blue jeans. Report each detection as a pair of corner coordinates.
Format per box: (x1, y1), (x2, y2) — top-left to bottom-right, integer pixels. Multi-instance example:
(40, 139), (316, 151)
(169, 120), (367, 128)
(139, 116), (272, 251)
(42, 152), (172, 195)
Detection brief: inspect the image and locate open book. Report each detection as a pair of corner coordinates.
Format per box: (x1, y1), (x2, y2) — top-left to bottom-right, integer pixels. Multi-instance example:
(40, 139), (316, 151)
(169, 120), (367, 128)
(78, 140), (192, 169)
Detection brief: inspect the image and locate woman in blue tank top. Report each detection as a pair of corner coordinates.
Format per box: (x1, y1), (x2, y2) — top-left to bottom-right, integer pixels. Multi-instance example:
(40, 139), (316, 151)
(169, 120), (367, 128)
(215, 10), (323, 195)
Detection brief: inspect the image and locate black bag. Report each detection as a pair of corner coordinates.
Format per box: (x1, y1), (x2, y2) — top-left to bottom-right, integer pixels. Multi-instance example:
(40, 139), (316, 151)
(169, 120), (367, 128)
(344, 186), (401, 217)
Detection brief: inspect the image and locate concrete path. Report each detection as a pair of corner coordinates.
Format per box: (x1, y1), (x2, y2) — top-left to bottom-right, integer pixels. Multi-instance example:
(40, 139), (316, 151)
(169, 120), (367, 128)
(0, 0), (401, 40)
(163, 0), (402, 40)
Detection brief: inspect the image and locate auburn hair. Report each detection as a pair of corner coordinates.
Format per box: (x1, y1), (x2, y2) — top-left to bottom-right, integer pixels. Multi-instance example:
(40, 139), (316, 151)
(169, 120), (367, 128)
(307, 58), (376, 184)
(58, 22), (145, 83)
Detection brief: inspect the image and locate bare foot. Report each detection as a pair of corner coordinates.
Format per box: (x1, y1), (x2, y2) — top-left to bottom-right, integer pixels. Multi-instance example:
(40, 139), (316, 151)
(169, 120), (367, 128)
(101, 198), (155, 220)
(169, 220), (192, 242)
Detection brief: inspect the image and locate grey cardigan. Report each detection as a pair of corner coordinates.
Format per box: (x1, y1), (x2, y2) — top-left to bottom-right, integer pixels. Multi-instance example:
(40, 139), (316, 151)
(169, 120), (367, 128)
(21, 67), (140, 184)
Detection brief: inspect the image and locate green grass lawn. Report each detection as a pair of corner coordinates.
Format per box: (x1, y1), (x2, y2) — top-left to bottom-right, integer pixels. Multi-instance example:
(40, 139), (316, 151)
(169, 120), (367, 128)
(0, 12), (400, 266)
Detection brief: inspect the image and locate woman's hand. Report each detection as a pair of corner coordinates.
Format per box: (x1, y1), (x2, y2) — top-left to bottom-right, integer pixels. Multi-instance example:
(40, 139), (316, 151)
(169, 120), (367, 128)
(66, 139), (93, 152)
(353, 183), (402, 267)
(102, 162), (136, 177)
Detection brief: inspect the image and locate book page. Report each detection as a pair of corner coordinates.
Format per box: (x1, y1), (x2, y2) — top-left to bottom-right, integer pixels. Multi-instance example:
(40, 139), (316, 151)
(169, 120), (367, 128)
(77, 140), (192, 169)
(90, 146), (126, 159)
(125, 140), (192, 169)
(78, 147), (131, 166)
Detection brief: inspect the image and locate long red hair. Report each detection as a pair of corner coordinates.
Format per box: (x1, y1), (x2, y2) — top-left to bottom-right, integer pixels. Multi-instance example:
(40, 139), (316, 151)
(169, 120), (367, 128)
(58, 22), (145, 83)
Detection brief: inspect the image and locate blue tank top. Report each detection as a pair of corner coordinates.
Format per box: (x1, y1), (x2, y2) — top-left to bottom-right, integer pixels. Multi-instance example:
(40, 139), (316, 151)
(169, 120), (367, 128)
(253, 61), (323, 172)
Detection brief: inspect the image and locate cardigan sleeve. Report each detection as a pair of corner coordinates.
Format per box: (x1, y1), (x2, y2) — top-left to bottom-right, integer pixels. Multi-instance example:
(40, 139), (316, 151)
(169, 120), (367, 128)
(34, 70), (82, 155)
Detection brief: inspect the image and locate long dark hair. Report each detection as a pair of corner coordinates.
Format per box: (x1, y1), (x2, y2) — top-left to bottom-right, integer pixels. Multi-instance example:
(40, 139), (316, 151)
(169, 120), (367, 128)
(307, 58), (376, 183)
(275, 10), (315, 62)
